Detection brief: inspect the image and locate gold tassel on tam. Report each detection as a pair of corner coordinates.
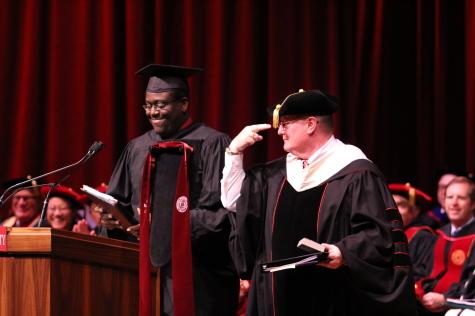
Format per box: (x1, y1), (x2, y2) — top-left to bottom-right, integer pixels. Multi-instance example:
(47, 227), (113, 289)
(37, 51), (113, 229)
(272, 89), (305, 128)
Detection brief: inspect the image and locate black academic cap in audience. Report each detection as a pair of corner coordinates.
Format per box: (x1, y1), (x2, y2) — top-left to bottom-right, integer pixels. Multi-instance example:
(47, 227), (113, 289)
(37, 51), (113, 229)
(271, 89), (339, 128)
(2, 177), (29, 192)
(1, 176), (42, 196)
(135, 64), (203, 94)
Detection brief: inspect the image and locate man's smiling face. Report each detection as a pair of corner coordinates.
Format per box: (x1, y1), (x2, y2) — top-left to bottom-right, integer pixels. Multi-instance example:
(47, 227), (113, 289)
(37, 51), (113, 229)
(144, 91), (188, 137)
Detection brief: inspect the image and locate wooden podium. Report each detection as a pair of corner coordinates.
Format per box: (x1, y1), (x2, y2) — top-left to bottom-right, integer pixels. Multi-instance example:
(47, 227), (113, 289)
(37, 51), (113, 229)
(0, 227), (159, 315)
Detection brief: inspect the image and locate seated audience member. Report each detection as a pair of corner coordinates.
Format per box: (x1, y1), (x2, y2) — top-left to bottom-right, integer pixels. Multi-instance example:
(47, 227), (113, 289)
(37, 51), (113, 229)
(43, 185), (85, 231)
(420, 169), (467, 230)
(411, 176), (475, 315)
(389, 183), (434, 240)
(77, 183), (108, 235)
(1, 177), (42, 227)
(389, 182), (433, 227)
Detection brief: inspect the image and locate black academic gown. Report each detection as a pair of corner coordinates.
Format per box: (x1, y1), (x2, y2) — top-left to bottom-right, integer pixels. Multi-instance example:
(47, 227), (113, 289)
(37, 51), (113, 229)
(414, 206), (449, 231)
(107, 123), (239, 316)
(229, 157), (418, 316)
(408, 228), (437, 282)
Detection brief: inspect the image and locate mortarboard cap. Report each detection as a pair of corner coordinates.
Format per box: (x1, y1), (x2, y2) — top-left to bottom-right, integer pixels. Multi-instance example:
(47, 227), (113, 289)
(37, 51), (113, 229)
(389, 183), (432, 210)
(271, 89), (339, 128)
(135, 64), (203, 94)
(2, 177), (30, 193)
(1, 176), (42, 196)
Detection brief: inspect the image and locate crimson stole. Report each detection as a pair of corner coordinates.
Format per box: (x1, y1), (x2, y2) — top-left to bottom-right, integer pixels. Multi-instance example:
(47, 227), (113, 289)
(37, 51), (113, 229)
(139, 141), (195, 316)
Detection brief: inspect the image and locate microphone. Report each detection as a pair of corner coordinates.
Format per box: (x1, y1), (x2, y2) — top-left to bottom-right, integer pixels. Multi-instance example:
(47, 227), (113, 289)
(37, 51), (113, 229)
(84, 141), (106, 161)
(0, 141), (105, 208)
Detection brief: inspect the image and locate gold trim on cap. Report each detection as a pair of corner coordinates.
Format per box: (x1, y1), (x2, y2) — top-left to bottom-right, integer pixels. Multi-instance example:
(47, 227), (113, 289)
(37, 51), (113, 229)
(272, 89), (305, 128)
(405, 182), (416, 207)
(273, 104), (282, 128)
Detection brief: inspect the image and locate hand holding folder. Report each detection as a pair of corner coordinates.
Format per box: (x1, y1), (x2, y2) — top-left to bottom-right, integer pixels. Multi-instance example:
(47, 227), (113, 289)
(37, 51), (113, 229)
(81, 185), (138, 230)
(260, 238), (329, 273)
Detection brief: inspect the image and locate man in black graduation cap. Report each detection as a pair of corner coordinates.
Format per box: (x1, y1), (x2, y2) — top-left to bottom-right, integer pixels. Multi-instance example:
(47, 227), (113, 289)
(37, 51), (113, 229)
(106, 64), (239, 316)
(220, 89), (418, 315)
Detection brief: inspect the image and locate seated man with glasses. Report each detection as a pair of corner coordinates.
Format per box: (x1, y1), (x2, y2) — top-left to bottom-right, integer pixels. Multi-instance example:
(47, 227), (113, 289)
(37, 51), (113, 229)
(1, 177), (42, 227)
(105, 64), (239, 316)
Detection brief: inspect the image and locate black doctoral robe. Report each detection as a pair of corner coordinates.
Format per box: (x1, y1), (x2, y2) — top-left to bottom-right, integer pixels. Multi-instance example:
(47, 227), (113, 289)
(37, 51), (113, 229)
(107, 123), (239, 316)
(229, 157), (418, 316)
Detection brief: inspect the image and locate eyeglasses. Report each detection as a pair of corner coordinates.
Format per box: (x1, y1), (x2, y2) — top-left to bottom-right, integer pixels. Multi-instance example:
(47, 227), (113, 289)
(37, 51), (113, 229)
(278, 119), (302, 130)
(47, 206), (71, 212)
(278, 117), (313, 131)
(142, 98), (182, 111)
(12, 195), (36, 201)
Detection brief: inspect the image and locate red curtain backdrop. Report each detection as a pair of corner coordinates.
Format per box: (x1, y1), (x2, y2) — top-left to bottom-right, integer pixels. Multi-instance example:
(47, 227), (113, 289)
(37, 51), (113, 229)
(0, 0), (474, 198)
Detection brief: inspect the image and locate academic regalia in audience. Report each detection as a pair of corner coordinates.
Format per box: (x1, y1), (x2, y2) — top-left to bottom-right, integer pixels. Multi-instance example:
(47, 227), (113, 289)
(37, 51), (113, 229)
(410, 176), (475, 315)
(389, 182), (435, 242)
(418, 206), (450, 230)
(409, 222), (475, 316)
(42, 185), (85, 231)
(78, 182), (108, 233)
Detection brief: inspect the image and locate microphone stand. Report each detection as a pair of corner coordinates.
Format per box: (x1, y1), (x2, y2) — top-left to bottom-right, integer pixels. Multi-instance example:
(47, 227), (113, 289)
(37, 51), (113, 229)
(36, 172), (76, 227)
(0, 141), (105, 212)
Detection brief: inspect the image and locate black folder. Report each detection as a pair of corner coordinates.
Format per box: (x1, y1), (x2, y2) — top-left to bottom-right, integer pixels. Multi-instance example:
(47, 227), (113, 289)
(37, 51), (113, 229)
(260, 252), (329, 273)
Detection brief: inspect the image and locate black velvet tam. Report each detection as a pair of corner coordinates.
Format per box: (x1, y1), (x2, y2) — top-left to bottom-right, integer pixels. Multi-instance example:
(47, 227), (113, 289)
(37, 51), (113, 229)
(279, 89), (339, 117)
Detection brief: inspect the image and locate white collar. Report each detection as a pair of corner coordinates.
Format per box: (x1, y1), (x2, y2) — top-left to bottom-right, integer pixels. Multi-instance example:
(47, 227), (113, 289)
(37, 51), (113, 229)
(286, 137), (368, 192)
(306, 135), (337, 164)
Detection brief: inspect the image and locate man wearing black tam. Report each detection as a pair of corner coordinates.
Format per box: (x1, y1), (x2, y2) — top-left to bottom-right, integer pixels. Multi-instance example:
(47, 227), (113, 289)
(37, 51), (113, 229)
(221, 89), (418, 315)
(106, 64), (239, 316)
